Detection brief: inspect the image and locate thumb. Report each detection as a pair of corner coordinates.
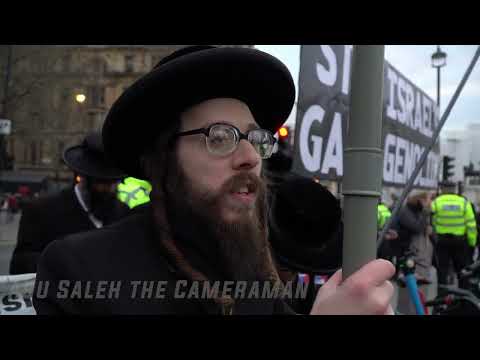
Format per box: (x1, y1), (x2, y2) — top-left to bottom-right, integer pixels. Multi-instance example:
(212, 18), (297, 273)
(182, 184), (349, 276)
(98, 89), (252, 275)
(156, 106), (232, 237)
(384, 305), (395, 315)
(316, 269), (342, 301)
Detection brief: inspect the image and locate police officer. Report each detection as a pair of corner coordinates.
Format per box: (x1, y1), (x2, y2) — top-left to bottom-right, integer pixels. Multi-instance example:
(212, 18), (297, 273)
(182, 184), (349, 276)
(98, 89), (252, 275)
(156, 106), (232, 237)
(431, 181), (478, 288)
(378, 202), (392, 230)
(467, 201), (479, 264)
(376, 200), (398, 262)
(117, 177), (151, 209)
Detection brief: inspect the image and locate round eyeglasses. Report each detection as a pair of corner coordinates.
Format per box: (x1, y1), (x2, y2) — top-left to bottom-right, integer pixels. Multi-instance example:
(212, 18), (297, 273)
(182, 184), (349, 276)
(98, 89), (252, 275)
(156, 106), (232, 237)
(175, 123), (277, 159)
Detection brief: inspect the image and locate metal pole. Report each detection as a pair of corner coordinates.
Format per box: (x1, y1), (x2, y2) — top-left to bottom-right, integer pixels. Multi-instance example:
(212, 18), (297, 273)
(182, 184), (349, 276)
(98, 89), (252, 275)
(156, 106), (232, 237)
(2, 45), (13, 117)
(1, 45), (13, 171)
(342, 45), (385, 278)
(378, 45), (480, 248)
(437, 65), (441, 111)
(405, 273), (425, 315)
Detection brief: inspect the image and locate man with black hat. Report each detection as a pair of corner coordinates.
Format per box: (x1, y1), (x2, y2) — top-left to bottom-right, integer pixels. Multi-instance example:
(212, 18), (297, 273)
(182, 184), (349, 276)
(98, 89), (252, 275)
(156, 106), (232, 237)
(269, 176), (343, 314)
(33, 46), (395, 315)
(9, 132), (129, 274)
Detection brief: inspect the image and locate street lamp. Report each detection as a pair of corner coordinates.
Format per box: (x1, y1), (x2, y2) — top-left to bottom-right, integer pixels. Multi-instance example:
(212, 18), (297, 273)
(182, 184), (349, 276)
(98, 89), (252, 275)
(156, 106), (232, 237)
(431, 45), (447, 111)
(75, 93), (86, 104)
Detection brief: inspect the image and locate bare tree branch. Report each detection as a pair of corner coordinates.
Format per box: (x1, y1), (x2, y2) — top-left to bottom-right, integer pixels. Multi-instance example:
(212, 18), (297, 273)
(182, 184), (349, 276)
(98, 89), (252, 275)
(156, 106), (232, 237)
(4, 78), (44, 107)
(11, 48), (44, 67)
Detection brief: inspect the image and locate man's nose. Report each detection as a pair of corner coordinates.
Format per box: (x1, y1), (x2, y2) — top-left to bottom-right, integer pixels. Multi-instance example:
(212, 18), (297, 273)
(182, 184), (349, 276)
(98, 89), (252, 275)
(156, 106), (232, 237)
(232, 139), (260, 171)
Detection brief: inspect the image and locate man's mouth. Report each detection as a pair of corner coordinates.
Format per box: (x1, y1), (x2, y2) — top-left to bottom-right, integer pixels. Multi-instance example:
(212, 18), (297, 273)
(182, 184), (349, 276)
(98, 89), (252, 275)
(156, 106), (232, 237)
(230, 184), (257, 204)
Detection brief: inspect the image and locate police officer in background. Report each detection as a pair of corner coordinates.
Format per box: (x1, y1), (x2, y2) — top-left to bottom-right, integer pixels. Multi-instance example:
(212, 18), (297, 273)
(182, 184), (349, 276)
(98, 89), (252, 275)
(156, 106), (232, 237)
(431, 181), (478, 289)
(117, 177), (151, 209)
(378, 202), (391, 230)
(376, 199), (399, 262)
(467, 201), (479, 264)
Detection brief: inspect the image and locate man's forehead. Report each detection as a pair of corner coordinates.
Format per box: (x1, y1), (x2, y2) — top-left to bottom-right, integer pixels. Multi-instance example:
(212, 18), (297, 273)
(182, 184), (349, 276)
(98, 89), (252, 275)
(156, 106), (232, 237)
(180, 98), (259, 130)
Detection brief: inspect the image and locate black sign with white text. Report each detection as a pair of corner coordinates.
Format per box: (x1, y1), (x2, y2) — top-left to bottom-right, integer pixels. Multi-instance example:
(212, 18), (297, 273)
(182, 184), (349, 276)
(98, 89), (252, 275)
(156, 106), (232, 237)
(292, 45), (440, 189)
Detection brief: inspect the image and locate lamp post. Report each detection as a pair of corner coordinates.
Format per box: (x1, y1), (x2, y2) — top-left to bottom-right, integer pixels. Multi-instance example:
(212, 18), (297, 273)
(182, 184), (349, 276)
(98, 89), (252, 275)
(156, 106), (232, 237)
(431, 45), (447, 111)
(432, 46), (447, 186)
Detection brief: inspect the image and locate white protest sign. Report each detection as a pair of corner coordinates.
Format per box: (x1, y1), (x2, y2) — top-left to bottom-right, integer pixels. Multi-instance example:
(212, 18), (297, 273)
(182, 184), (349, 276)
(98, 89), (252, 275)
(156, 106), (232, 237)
(0, 119), (12, 135)
(0, 273), (37, 315)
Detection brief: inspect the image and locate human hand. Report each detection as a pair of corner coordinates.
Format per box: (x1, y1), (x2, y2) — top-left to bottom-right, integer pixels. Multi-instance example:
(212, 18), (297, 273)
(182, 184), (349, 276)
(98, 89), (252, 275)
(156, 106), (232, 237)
(310, 259), (395, 315)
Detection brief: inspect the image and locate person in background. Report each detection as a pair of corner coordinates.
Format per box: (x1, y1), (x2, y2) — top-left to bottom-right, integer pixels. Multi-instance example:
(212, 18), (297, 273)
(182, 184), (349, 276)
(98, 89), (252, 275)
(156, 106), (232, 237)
(378, 201), (392, 230)
(377, 198), (399, 262)
(431, 181), (477, 289)
(6, 193), (19, 222)
(117, 177), (151, 210)
(9, 132), (129, 275)
(393, 191), (433, 280)
(391, 191), (434, 314)
(467, 201), (479, 264)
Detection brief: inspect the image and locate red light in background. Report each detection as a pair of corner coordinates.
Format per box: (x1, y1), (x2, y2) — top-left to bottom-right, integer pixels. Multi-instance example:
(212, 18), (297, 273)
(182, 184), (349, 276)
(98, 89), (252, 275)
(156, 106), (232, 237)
(278, 127), (289, 138)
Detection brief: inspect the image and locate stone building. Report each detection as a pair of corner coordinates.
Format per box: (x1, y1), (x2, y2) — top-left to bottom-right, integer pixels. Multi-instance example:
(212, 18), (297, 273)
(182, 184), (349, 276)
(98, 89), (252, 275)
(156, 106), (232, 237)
(0, 45), (252, 181)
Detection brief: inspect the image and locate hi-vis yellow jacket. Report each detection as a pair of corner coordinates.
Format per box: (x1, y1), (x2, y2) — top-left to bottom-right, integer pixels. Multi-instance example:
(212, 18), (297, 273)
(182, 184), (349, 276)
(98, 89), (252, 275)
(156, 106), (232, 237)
(431, 194), (477, 247)
(117, 177), (151, 209)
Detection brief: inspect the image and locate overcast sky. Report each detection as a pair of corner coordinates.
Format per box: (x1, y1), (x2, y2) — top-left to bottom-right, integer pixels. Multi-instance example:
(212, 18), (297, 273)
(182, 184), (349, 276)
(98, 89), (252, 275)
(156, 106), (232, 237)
(255, 45), (480, 134)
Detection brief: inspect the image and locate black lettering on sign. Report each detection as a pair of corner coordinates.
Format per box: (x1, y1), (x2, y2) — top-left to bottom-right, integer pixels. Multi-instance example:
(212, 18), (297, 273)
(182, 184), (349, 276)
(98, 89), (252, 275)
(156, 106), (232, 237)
(2, 294), (23, 312)
(294, 45), (440, 189)
(382, 132), (439, 188)
(24, 293), (33, 307)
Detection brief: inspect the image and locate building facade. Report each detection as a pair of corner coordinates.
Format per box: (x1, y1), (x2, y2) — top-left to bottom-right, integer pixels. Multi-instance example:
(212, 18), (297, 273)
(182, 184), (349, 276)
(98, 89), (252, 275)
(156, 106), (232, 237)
(0, 45), (252, 181)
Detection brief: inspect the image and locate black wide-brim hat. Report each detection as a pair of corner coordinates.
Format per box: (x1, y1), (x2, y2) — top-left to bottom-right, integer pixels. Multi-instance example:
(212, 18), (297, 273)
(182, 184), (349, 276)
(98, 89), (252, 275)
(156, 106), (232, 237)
(63, 132), (126, 180)
(269, 176), (343, 274)
(102, 45), (296, 178)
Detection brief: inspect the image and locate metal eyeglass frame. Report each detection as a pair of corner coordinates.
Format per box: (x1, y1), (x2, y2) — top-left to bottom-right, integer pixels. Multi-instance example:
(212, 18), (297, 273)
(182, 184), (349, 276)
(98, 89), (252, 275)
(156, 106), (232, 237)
(174, 122), (277, 159)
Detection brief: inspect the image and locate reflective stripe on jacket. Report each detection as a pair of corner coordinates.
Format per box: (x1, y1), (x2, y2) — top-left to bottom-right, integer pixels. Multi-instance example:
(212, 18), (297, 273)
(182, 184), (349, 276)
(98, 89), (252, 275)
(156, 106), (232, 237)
(377, 203), (392, 229)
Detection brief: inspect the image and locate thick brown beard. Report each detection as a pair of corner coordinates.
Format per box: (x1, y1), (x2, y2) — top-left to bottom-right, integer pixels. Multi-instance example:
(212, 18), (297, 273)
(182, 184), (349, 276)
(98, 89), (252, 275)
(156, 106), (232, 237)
(155, 163), (280, 283)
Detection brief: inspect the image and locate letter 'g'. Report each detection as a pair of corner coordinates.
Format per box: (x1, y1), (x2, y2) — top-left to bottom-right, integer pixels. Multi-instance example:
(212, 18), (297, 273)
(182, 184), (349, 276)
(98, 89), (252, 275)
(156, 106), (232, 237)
(300, 105), (325, 172)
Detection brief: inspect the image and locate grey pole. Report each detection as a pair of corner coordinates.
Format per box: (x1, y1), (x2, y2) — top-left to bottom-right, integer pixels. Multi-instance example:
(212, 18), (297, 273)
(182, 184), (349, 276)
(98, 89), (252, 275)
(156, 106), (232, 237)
(437, 59), (441, 110)
(2, 45), (13, 118)
(1, 45), (13, 171)
(342, 45), (385, 278)
(378, 45), (480, 248)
